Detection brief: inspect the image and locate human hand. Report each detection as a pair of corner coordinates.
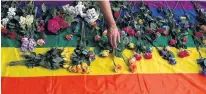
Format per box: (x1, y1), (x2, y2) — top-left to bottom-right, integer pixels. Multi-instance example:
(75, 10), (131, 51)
(107, 25), (120, 48)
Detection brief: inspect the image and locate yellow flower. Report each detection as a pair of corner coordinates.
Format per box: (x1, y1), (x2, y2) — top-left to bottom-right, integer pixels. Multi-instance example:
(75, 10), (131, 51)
(138, 19), (143, 24)
(61, 48), (70, 57)
(62, 63), (70, 69)
(203, 40), (206, 45)
(100, 50), (110, 57)
(128, 43), (135, 49)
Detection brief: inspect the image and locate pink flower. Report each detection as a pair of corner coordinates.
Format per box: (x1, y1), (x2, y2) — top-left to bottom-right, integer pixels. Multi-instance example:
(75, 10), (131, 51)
(52, 15), (70, 29)
(144, 53), (152, 59)
(157, 28), (164, 33)
(179, 51), (185, 58)
(147, 28), (153, 35)
(47, 19), (60, 34)
(169, 39), (176, 45)
(127, 29), (135, 36)
(163, 31), (168, 36)
(114, 11), (120, 18)
(134, 54), (142, 60)
(37, 26), (45, 31)
(1, 26), (8, 34)
(65, 34), (73, 40)
(135, 31), (141, 37)
(123, 27), (131, 32)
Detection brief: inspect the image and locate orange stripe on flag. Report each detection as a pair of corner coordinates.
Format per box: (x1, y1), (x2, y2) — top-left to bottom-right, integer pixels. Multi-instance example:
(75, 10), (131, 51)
(2, 73), (206, 94)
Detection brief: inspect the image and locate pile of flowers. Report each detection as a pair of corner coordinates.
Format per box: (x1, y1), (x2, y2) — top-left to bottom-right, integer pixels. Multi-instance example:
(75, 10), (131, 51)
(158, 46), (177, 65)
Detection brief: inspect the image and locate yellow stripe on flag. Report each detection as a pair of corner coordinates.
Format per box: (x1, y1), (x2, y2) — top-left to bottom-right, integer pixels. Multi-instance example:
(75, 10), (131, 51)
(1, 47), (205, 77)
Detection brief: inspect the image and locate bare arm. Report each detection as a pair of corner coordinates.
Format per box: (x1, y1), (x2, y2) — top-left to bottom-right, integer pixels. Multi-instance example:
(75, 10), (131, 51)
(99, 1), (120, 48)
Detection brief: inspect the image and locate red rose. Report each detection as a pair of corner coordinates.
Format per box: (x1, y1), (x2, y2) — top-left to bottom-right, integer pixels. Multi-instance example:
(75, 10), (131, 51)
(147, 28), (153, 35)
(195, 32), (203, 38)
(158, 28), (164, 33)
(48, 19), (61, 34)
(128, 29), (135, 36)
(144, 53), (152, 59)
(7, 32), (16, 39)
(1, 27), (8, 34)
(114, 11), (120, 18)
(179, 51), (185, 58)
(183, 51), (189, 57)
(183, 37), (188, 43)
(134, 54), (142, 60)
(123, 27), (131, 33)
(169, 39), (176, 45)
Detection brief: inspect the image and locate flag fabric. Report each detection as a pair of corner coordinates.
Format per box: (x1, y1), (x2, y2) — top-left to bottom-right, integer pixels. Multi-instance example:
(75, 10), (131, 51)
(2, 1), (206, 94)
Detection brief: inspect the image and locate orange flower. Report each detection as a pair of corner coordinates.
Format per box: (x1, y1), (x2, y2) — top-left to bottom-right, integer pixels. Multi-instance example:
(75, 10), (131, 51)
(81, 62), (88, 71)
(83, 67), (90, 74)
(76, 64), (83, 73)
(114, 64), (122, 73)
(68, 65), (77, 73)
(130, 64), (137, 73)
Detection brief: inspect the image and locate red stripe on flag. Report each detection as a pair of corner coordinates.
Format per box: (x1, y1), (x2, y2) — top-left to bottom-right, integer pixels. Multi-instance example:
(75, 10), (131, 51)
(2, 74), (206, 94)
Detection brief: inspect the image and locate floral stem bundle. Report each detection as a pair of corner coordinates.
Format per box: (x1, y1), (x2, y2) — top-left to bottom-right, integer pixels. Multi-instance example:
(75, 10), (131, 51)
(9, 48), (64, 70)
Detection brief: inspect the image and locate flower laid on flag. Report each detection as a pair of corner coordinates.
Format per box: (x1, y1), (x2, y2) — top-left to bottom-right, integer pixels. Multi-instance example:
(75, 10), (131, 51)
(84, 8), (99, 23)
(1, 18), (9, 27)
(7, 7), (16, 18)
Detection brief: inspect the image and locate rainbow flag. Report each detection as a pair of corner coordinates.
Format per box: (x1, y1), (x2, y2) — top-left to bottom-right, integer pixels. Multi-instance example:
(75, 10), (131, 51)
(2, 1), (206, 94)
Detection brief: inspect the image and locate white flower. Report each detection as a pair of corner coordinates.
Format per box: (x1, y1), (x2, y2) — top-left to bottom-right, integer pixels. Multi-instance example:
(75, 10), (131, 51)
(25, 15), (34, 26)
(19, 16), (26, 25)
(62, 4), (70, 12)
(19, 16), (26, 29)
(165, 46), (170, 51)
(84, 8), (99, 23)
(19, 15), (34, 28)
(1, 18), (9, 26)
(7, 7), (16, 18)
(75, 2), (86, 17)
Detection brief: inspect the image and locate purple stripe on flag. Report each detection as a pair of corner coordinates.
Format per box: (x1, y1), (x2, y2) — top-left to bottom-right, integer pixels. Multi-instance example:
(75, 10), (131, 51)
(33, 1), (206, 10)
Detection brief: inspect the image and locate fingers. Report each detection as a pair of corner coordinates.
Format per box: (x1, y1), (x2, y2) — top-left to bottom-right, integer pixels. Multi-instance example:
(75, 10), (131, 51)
(117, 31), (120, 43)
(112, 34), (117, 48)
(109, 34), (114, 48)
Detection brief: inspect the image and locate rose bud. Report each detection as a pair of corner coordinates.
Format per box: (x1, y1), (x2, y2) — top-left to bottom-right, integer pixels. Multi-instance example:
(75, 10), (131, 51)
(134, 54), (142, 60)
(144, 53), (152, 59)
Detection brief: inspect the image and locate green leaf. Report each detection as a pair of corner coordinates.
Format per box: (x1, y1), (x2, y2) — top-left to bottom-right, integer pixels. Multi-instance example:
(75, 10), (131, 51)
(74, 24), (80, 33)
(66, 15), (76, 23)
(112, 7), (120, 11)
(42, 3), (46, 13)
